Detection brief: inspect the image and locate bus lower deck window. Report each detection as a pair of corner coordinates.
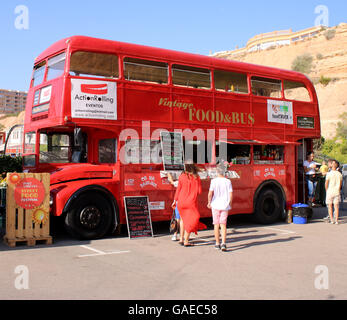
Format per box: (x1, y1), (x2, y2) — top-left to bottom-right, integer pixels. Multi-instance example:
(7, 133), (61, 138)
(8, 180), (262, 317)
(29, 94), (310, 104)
(99, 138), (117, 163)
(183, 140), (212, 164)
(216, 143), (250, 165)
(253, 145), (284, 163)
(39, 133), (71, 164)
(124, 139), (162, 164)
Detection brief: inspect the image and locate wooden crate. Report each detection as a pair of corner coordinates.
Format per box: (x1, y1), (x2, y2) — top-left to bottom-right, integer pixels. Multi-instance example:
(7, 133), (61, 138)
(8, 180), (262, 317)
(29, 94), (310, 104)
(3, 173), (52, 248)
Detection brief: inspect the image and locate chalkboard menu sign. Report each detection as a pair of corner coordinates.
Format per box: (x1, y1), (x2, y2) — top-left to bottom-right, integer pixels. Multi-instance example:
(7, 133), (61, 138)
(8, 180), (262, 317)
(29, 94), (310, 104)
(124, 196), (153, 239)
(160, 131), (185, 171)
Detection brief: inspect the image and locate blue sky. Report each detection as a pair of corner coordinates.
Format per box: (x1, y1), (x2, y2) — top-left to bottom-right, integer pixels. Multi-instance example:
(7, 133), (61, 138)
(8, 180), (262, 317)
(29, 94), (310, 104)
(0, 0), (346, 91)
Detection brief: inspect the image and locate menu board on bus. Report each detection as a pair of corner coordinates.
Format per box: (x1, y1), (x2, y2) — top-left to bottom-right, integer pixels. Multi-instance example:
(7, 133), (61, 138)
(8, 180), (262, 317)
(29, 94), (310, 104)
(124, 196), (153, 239)
(160, 131), (185, 171)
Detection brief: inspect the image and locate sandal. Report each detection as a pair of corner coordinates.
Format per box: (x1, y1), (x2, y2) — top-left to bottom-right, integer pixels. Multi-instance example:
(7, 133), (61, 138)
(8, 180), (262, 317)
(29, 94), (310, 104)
(184, 243), (194, 247)
(178, 241), (184, 246)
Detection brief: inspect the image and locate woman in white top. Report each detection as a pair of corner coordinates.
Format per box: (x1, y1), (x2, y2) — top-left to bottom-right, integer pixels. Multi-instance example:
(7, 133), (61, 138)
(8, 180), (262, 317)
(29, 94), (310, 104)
(207, 165), (233, 252)
(303, 151), (318, 205)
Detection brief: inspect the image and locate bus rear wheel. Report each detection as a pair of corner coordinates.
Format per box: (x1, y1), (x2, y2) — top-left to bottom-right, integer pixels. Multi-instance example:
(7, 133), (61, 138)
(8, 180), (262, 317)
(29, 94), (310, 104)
(254, 188), (283, 224)
(64, 192), (113, 240)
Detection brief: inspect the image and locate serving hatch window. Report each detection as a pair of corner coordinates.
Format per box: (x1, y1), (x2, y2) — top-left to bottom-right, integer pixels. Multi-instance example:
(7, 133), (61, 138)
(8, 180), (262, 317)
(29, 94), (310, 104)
(124, 58), (168, 84)
(251, 76), (282, 98)
(183, 140), (213, 164)
(46, 52), (66, 81)
(124, 139), (162, 164)
(70, 51), (119, 78)
(283, 80), (311, 102)
(253, 145), (284, 163)
(214, 70), (248, 94)
(216, 142), (250, 165)
(172, 65), (211, 89)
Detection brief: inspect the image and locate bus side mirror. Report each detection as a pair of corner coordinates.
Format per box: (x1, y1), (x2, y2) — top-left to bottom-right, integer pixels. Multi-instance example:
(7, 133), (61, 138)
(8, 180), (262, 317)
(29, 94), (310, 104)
(74, 128), (84, 147)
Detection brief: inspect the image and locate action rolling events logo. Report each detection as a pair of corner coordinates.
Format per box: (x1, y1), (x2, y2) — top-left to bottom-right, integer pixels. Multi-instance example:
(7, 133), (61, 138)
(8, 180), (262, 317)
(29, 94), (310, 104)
(71, 79), (117, 120)
(81, 83), (108, 95)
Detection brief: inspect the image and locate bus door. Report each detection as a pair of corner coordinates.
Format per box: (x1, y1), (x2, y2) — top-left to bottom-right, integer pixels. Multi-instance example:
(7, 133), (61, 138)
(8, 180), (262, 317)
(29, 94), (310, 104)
(297, 138), (312, 203)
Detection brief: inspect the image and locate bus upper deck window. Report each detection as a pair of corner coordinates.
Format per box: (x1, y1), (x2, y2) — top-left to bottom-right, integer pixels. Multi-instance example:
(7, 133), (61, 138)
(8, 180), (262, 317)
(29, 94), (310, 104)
(214, 70), (248, 94)
(172, 65), (211, 89)
(32, 61), (46, 87)
(124, 58), (168, 84)
(284, 80), (311, 102)
(251, 76), (282, 98)
(70, 51), (119, 78)
(46, 52), (66, 81)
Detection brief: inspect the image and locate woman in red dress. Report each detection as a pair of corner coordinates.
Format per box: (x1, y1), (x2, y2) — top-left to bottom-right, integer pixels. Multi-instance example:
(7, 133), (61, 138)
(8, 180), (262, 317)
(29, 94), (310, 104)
(172, 163), (202, 247)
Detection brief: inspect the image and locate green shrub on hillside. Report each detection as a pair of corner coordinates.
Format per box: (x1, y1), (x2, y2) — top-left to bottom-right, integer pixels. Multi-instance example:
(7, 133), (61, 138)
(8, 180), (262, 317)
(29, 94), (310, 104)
(291, 54), (313, 74)
(315, 113), (347, 164)
(324, 29), (336, 40)
(319, 75), (332, 86)
(316, 53), (324, 60)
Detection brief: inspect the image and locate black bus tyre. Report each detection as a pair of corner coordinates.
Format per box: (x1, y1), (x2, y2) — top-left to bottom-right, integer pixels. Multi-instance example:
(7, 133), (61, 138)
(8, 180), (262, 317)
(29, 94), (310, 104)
(64, 192), (113, 240)
(254, 188), (283, 224)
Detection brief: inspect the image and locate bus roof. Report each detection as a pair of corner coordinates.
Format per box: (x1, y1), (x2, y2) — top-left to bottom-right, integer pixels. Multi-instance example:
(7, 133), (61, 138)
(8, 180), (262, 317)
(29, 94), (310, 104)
(35, 35), (312, 86)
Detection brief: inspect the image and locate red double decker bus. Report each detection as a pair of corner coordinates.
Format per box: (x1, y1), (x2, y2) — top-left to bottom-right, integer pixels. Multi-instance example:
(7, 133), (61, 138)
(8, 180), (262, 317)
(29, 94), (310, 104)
(23, 36), (320, 239)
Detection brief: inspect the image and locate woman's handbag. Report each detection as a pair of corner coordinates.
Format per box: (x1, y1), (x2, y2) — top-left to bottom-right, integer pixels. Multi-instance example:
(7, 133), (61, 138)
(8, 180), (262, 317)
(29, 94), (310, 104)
(169, 210), (178, 233)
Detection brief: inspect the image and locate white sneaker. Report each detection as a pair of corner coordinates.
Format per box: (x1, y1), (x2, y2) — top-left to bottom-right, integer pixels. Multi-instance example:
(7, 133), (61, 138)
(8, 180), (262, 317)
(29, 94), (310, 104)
(171, 235), (178, 241)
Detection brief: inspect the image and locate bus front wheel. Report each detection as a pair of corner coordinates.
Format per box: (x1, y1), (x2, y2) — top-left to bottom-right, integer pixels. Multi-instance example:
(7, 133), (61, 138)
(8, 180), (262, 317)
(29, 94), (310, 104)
(64, 192), (113, 240)
(254, 188), (283, 224)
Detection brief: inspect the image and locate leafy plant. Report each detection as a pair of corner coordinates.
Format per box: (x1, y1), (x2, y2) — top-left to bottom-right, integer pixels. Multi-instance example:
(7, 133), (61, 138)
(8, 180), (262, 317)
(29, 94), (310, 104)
(319, 75), (332, 86)
(0, 156), (22, 178)
(316, 113), (347, 164)
(316, 53), (324, 60)
(291, 54), (313, 74)
(324, 29), (336, 40)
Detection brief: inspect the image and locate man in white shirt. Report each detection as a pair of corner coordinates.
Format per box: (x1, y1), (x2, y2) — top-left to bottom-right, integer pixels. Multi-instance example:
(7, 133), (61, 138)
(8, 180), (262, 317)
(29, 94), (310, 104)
(207, 165), (233, 252)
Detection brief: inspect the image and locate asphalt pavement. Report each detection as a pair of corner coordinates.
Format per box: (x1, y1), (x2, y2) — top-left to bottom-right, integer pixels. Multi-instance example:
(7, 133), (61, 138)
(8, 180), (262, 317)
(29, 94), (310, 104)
(0, 200), (346, 300)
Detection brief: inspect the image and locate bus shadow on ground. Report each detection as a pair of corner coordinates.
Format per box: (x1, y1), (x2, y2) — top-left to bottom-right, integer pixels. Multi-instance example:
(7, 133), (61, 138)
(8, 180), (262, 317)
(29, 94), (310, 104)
(3, 203), (345, 251)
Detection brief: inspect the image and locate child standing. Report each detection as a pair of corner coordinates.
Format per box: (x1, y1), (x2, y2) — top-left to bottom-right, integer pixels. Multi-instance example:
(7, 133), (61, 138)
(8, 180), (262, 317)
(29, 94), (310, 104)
(325, 160), (343, 224)
(207, 165), (233, 252)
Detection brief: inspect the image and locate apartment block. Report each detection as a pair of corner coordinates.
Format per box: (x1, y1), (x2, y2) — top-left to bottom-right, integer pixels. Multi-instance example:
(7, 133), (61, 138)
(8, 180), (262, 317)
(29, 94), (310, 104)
(0, 89), (27, 114)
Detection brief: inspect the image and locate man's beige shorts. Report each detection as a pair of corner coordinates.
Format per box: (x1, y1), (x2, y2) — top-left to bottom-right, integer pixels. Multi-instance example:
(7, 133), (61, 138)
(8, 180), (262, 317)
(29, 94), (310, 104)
(326, 194), (341, 205)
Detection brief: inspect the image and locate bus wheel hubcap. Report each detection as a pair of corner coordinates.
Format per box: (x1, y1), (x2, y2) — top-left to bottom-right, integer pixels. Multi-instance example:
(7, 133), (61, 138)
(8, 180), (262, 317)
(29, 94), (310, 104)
(80, 206), (101, 229)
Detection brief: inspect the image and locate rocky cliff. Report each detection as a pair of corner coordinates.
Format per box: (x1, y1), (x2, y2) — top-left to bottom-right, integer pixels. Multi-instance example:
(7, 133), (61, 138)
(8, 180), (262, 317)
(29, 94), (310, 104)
(213, 23), (347, 139)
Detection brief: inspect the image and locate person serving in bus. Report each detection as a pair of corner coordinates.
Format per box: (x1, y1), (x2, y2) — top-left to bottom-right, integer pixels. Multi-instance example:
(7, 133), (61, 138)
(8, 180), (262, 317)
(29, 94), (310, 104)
(303, 151), (318, 206)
